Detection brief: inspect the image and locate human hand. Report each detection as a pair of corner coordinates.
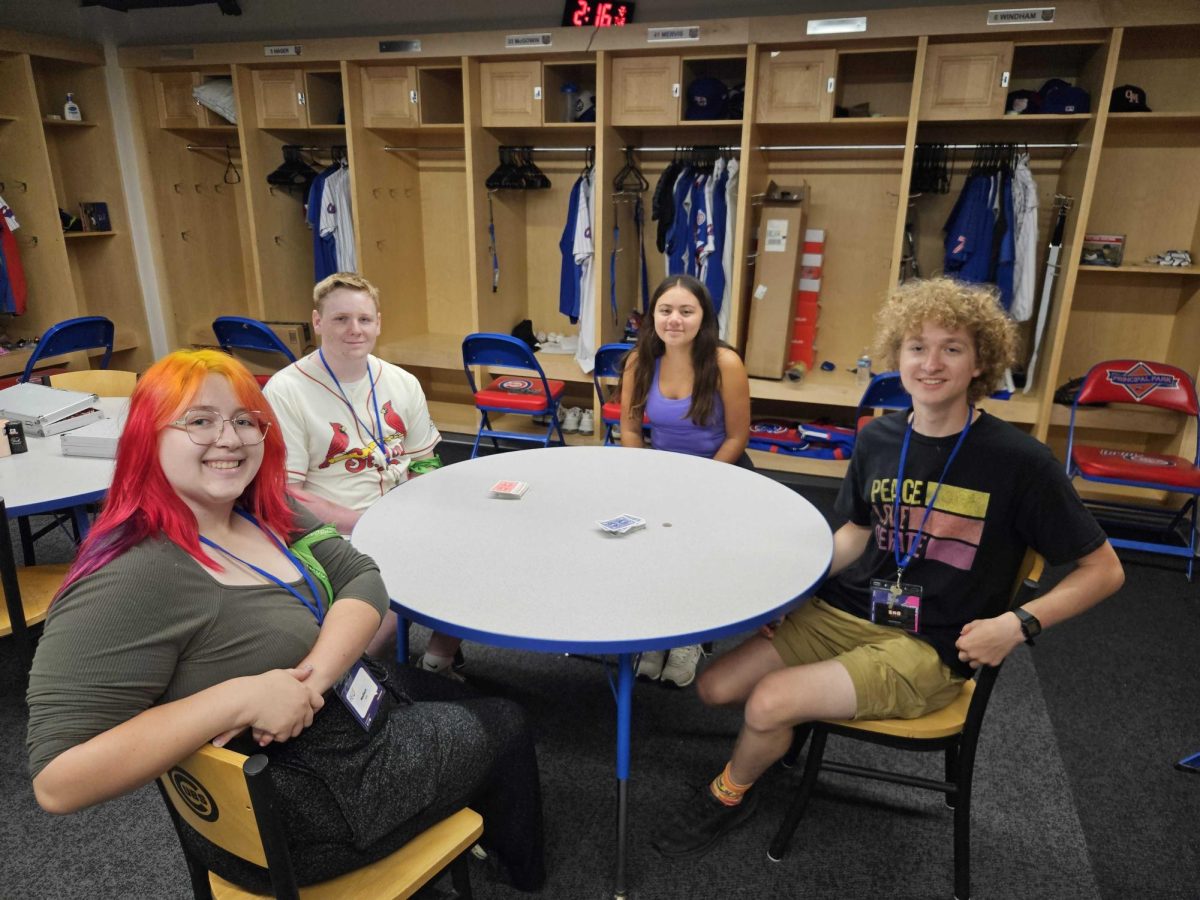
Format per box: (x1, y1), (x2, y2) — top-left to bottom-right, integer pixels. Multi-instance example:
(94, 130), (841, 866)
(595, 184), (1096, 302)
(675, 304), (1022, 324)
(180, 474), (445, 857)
(955, 613), (1025, 669)
(212, 666), (324, 748)
(758, 618), (782, 640)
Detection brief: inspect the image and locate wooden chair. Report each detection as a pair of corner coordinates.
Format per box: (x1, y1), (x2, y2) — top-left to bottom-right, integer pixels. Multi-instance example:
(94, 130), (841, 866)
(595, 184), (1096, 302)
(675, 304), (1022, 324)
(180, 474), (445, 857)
(0, 498), (69, 668)
(158, 743), (483, 900)
(49, 368), (138, 397)
(768, 549), (1045, 900)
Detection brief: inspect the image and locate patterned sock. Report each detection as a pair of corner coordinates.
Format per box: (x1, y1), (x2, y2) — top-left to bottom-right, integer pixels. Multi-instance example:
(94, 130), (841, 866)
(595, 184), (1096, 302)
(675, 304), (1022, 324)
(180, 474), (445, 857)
(421, 652), (454, 672)
(709, 762), (753, 807)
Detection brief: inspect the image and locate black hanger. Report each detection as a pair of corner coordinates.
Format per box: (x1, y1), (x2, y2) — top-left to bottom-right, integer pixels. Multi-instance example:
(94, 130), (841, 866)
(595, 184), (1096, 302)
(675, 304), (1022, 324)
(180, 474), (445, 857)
(613, 147), (650, 194)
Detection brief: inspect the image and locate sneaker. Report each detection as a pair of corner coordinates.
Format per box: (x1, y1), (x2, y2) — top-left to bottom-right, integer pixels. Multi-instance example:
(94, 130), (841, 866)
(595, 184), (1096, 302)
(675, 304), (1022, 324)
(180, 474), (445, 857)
(651, 787), (759, 858)
(661, 644), (703, 688)
(635, 650), (666, 681)
(562, 406), (582, 433)
(453, 647), (467, 671)
(420, 653), (466, 683)
(578, 410), (594, 435)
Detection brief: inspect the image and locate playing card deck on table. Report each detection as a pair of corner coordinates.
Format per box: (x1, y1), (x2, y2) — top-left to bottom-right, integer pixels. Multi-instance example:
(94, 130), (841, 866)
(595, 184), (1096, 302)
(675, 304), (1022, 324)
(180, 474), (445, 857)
(490, 479), (530, 499)
(598, 514), (646, 535)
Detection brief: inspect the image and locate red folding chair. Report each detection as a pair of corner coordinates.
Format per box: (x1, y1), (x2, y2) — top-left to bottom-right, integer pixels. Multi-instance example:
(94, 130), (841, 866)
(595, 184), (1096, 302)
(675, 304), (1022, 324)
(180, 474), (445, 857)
(1066, 359), (1200, 581)
(462, 333), (566, 458)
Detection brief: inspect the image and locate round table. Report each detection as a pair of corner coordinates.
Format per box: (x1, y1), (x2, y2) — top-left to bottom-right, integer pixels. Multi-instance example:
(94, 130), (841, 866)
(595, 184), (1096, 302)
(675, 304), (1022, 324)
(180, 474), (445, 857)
(0, 396), (127, 663)
(353, 445), (833, 898)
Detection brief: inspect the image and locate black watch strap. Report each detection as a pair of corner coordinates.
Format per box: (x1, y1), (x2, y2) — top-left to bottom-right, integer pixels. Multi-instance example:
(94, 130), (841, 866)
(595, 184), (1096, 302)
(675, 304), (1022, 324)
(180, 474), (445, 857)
(1013, 607), (1041, 644)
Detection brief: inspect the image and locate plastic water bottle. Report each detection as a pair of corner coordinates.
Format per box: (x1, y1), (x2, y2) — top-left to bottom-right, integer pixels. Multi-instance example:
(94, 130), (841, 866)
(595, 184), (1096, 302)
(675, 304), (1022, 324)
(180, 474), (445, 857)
(856, 349), (872, 386)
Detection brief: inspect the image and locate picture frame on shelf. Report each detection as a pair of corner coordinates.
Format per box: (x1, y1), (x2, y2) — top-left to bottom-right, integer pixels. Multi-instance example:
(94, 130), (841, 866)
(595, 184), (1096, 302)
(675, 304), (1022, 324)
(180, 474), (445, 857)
(1080, 233), (1125, 267)
(78, 201), (111, 233)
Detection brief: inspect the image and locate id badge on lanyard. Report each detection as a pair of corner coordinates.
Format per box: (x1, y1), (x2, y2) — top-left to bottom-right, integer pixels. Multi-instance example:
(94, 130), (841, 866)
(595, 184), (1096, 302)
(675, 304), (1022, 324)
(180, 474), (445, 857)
(335, 661), (385, 731)
(870, 578), (923, 633)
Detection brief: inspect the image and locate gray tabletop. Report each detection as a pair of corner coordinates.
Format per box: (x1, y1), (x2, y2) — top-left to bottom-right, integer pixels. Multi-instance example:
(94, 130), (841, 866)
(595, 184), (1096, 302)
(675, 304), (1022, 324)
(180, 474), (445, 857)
(353, 446), (833, 653)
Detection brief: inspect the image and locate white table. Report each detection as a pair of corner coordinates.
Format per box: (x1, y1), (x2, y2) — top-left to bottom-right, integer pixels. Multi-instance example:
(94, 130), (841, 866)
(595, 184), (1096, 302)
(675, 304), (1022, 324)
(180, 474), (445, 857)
(353, 445), (833, 899)
(0, 397), (126, 662)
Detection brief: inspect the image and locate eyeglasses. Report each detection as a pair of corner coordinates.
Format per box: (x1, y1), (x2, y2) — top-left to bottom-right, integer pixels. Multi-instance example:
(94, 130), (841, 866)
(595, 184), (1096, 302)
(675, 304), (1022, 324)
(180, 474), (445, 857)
(168, 409), (270, 446)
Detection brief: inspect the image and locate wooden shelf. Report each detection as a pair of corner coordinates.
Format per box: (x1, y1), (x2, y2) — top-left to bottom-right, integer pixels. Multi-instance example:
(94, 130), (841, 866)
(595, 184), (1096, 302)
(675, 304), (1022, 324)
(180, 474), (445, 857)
(748, 449), (849, 480)
(64, 230), (117, 240)
(166, 124), (238, 134)
(376, 332), (462, 370)
(43, 117), (97, 127)
(919, 113), (1093, 124)
(1107, 111), (1200, 123)
(0, 114), (18, 123)
(0, 331), (140, 379)
(1077, 264), (1199, 277)
(1048, 404), (1183, 435)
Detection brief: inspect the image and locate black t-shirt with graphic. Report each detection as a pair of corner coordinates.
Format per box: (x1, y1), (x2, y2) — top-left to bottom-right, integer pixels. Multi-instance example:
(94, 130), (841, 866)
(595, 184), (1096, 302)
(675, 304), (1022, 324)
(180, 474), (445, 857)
(820, 410), (1106, 677)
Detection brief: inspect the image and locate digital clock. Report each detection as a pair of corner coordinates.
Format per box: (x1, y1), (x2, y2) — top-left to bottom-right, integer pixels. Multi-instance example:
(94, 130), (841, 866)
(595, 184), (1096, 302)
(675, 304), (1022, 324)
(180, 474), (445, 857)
(562, 1), (635, 28)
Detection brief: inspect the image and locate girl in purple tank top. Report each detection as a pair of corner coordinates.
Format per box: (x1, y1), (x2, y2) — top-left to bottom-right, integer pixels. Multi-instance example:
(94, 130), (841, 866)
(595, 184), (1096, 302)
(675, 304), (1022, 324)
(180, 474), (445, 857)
(616, 274), (752, 687)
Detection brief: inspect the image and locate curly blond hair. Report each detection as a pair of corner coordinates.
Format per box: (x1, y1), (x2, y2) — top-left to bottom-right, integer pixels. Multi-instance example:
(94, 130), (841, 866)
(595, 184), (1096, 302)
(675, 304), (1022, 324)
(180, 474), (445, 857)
(873, 278), (1018, 403)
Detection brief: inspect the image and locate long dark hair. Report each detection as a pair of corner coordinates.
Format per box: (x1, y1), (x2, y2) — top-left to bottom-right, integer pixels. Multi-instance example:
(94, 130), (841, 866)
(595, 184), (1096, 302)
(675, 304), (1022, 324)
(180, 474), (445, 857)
(621, 274), (723, 426)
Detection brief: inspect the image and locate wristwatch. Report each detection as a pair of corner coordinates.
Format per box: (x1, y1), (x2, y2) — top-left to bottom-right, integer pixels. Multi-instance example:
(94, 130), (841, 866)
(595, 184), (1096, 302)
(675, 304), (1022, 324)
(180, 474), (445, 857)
(1013, 607), (1042, 645)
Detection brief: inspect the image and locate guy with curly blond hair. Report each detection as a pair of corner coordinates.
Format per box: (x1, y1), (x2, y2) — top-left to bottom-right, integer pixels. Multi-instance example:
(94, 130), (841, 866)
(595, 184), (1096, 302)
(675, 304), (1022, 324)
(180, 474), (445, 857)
(653, 278), (1124, 859)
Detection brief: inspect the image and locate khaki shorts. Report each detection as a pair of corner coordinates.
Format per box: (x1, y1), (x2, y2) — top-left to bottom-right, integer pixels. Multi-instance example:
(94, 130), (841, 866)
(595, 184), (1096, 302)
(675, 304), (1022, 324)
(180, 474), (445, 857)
(771, 597), (965, 720)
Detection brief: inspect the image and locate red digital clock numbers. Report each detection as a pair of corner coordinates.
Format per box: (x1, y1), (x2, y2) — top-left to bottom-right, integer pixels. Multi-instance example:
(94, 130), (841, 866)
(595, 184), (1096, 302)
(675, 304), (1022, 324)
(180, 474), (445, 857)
(562, 0), (635, 28)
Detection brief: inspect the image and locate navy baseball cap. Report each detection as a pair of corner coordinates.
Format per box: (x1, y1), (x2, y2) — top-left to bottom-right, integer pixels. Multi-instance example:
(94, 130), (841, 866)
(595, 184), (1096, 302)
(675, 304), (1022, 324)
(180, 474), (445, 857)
(1006, 89), (1042, 114)
(685, 77), (728, 120)
(1040, 78), (1090, 114)
(1110, 84), (1151, 112)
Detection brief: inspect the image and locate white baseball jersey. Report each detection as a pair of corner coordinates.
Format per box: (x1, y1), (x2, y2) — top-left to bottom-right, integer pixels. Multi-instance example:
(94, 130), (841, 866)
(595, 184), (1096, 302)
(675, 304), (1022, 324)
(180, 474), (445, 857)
(265, 352), (441, 512)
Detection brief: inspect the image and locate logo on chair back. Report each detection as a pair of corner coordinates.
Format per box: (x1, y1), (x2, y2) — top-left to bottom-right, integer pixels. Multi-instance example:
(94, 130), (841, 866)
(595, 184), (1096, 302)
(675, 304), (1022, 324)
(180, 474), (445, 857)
(1104, 362), (1179, 402)
(169, 767), (219, 822)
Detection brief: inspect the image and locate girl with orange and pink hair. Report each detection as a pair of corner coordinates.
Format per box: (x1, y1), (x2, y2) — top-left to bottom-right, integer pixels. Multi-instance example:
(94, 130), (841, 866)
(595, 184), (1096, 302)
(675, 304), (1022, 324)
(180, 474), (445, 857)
(26, 349), (544, 892)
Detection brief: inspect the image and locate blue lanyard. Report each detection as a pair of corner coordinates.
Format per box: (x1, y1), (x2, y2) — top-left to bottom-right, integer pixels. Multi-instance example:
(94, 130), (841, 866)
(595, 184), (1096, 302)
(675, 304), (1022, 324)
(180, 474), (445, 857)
(199, 508), (327, 624)
(892, 406), (974, 581)
(318, 348), (388, 466)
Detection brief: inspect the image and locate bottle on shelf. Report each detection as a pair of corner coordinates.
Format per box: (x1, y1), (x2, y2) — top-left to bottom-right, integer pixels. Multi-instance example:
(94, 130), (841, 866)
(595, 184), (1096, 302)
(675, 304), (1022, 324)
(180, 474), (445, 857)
(856, 349), (872, 387)
(63, 92), (82, 121)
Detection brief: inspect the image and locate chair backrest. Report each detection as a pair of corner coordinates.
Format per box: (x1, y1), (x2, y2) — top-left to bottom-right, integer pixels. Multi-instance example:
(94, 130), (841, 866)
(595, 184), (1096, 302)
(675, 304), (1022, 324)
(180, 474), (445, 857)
(158, 745), (271, 870)
(21, 316), (114, 382)
(462, 332), (553, 394)
(50, 369), (138, 397)
(854, 371), (910, 433)
(1069, 359), (1200, 466)
(212, 316), (299, 363)
(1075, 359), (1199, 414)
(593, 342), (633, 402)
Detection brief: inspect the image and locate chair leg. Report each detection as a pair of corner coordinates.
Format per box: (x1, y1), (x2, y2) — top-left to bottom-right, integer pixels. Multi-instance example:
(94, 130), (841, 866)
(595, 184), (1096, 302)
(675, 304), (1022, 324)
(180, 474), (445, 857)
(953, 739), (979, 900)
(780, 722), (813, 769)
(395, 613), (411, 665)
(944, 743), (959, 809)
(449, 853), (473, 899)
(18, 516), (35, 565)
(768, 727), (827, 862)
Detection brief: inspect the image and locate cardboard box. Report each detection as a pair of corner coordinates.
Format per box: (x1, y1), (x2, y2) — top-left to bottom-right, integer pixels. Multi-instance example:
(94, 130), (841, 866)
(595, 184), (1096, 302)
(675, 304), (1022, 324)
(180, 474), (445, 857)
(745, 196), (807, 378)
(263, 320), (315, 358)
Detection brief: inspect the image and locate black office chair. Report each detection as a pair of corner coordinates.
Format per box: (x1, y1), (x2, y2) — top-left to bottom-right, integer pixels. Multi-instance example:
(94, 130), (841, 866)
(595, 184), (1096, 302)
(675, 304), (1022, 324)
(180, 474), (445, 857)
(768, 549), (1045, 900)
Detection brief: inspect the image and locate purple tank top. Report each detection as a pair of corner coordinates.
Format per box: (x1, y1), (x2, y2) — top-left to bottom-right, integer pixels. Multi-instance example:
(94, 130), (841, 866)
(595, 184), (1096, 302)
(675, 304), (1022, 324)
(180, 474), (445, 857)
(646, 357), (725, 458)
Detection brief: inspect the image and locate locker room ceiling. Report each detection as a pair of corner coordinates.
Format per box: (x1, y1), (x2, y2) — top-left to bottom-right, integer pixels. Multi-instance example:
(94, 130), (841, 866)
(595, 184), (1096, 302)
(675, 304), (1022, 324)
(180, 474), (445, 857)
(81, 0), (242, 11)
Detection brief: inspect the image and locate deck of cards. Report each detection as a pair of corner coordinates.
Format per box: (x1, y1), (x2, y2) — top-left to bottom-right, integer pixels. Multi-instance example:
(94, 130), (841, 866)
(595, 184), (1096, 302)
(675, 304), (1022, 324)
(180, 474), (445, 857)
(598, 514), (646, 535)
(490, 479), (530, 499)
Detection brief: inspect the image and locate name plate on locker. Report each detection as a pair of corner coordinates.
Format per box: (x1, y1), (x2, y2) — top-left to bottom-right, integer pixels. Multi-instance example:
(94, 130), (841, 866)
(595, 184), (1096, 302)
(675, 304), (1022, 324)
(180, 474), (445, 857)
(506, 33), (553, 49)
(647, 26), (700, 43)
(807, 17), (867, 35)
(263, 44), (303, 57)
(987, 7), (1055, 25)
(379, 40), (422, 53)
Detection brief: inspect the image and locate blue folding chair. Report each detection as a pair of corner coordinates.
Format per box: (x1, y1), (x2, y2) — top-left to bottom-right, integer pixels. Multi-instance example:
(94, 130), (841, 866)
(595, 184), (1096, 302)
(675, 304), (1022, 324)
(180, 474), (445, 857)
(855, 371), (910, 434)
(462, 333), (566, 458)
(1066, 358), (1200, 581)
(593, 343), (634, 445)
(20, 315), (114, 383)
(212, 316), (298, 363)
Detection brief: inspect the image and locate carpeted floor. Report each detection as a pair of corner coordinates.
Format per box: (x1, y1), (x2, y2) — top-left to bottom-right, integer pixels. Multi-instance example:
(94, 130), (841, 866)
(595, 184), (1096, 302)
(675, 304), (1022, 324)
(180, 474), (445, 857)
(2, 439), (1197, 899)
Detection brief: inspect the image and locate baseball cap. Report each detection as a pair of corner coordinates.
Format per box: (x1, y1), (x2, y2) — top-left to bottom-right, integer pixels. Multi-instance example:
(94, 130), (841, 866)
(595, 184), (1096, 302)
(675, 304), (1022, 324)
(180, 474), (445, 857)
(573, 88), (596, 122)
(684, 77), (728, 120)
(1110, 84), (1151, 112)
(1040, 79), (1090, 114)
(1005, 89), (1042, 115)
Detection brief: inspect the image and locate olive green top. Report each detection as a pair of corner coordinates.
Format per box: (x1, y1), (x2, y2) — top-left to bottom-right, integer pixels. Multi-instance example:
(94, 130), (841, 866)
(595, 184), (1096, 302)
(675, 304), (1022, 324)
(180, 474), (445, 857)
(26, 509), (388, 778)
